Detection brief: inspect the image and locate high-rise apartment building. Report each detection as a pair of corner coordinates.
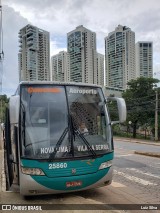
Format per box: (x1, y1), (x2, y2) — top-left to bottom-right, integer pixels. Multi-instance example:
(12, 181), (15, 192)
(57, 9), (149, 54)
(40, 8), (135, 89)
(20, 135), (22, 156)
(105, 25), (136, 90)
(18, 24), (50, 81)
(136, 42), (153, 78)
(67, 25), (97, 84)
(51, 51), (70, 82)
(96, 53), (104, 86)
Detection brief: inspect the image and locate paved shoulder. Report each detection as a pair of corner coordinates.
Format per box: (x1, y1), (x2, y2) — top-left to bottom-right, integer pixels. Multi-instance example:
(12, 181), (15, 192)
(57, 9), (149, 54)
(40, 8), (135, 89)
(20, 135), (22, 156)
(134, 151), (160, 158)
(114, 137), (160, 146)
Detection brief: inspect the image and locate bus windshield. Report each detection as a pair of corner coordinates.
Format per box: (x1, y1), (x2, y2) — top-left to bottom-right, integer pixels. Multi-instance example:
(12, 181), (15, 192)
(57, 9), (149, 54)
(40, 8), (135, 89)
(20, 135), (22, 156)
(20, 85), (112, 160)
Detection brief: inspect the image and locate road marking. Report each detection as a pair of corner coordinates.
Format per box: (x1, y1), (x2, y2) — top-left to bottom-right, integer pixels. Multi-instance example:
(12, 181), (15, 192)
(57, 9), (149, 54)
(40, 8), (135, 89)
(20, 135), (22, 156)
(111, 181), (126, 187)
(114, 170), (157, 186)
(126, 168), (160, 179)
(149, 165), (160, 169)
(115, 154), (133, 157)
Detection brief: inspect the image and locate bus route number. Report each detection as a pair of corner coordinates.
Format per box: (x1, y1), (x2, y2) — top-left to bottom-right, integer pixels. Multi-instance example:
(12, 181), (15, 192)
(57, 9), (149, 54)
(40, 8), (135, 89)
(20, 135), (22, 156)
(49, 163), (67, 169)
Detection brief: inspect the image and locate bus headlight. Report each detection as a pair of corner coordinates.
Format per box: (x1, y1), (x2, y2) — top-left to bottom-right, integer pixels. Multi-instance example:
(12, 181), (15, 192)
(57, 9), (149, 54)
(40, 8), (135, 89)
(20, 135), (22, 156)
(21, 167), (45, 176)
(99, 160), (112, 170)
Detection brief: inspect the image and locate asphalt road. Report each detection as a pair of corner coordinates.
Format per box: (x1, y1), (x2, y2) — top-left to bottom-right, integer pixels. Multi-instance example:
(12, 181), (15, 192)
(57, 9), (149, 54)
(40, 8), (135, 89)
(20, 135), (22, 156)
(114, 139), (160, 153)
(74, 140), (160, 212)
(113, 141), (160, 204)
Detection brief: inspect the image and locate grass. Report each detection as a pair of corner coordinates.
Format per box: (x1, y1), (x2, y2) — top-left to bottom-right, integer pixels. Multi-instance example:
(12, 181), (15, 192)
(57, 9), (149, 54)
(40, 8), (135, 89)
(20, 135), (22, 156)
(113, 131), (152, 140)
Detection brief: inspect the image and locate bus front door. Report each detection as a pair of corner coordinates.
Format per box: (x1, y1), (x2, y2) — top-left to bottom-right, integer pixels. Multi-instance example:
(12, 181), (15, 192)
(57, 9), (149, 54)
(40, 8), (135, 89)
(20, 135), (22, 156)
(4, 108), (14, 190)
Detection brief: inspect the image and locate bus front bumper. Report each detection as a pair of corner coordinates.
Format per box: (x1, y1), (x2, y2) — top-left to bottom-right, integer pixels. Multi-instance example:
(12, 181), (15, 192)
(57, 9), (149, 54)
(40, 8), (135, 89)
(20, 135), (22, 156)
(20, 166), (113, 195)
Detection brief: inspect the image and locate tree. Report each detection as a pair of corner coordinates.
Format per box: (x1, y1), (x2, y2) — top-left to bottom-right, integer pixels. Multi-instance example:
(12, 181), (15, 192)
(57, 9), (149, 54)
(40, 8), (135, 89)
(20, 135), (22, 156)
(0, 95), (9, 122)
(122, 77), (159, 138)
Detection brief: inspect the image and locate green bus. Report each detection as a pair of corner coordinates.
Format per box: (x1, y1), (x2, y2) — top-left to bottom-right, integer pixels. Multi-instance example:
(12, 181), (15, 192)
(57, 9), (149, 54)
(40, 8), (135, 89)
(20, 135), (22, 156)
(4, 81), (126, 195)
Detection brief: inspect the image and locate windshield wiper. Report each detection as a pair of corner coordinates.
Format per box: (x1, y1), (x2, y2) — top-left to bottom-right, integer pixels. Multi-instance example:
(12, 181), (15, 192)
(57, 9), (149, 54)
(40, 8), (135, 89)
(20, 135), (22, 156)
(49, 127), (68, 160)
(49, 113), (75, 160)
(75, 129), (97, 158)
(49, 114), (97, 160)
(68, 114), (75, 156)
(70, 114), (97, 158)
(66, 113), (97, 158)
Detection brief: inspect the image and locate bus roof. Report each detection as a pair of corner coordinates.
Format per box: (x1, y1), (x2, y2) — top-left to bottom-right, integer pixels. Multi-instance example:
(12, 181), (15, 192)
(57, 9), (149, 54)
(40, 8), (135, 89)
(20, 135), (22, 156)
(19, 81), (102, 88)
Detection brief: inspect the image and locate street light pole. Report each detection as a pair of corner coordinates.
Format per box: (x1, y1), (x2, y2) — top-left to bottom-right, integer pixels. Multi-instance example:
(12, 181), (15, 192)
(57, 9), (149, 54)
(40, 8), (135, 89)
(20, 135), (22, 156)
(128, 121), (132, 142)
(0, 0), (3, 145)
(155, 90), (158, 141)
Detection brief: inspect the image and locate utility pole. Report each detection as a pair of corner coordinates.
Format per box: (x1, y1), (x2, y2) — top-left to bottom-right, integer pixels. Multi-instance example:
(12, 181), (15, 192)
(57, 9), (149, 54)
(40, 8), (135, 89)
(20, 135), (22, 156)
(0, 0), (3, 148)
(0, 0), (4, 92)
(155, 90), (158, 141)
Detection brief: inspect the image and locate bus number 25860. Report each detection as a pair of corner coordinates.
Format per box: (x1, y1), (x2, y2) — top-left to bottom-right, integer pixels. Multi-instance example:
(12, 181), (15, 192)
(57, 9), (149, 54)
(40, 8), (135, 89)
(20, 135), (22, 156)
(49, 163), (67, 169)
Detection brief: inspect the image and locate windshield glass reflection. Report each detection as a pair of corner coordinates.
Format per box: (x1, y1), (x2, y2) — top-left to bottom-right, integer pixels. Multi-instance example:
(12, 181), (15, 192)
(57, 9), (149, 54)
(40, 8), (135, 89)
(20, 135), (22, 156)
(21, 85), (111, 159)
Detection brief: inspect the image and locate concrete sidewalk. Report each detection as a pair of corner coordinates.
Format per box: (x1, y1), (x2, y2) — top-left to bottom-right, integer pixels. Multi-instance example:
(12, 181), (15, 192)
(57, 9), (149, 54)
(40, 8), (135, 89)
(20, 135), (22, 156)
(114, 136), (160, 158)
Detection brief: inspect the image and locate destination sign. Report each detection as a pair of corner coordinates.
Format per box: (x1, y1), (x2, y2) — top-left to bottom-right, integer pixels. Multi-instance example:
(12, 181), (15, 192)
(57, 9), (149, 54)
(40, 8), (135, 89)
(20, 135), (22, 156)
(69, 88), (97, 95)
(41, 144), (109, 154)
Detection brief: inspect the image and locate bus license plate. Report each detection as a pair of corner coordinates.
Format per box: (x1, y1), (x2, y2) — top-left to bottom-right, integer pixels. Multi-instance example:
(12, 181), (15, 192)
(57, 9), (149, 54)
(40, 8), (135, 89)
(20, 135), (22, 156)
(66, 181), (82, 188)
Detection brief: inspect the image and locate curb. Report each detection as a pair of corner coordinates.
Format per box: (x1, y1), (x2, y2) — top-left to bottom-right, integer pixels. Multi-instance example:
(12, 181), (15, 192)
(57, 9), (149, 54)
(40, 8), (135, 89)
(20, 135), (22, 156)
(0, 136), (6, 192)
(2, 149), (6, 192)
(114, 137), (160, 158)
(0, 149), (6, 192)
(134, 151), (160, 158)
(0, 132), (6, 192)
(114, 138), (160, 146)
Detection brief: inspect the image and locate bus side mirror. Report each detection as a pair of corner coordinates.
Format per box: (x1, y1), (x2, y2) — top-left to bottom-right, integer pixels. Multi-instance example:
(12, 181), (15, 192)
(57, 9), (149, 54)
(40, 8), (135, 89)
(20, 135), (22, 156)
(9, 95), (20, 124)
(106, 97), (127, 125)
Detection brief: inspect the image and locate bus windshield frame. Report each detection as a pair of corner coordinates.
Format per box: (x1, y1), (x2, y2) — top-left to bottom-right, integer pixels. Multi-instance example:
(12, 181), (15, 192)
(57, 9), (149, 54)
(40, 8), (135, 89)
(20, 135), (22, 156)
(20, 84), (112, 160)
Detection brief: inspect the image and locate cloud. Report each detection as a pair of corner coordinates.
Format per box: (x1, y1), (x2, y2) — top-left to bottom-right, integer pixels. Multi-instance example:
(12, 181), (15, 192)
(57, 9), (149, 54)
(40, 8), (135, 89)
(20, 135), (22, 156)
(2, 5), (29, 95)
(50, 40), (67, 56)
(5, 0), (91, 34)
(2, 0), (160, 95)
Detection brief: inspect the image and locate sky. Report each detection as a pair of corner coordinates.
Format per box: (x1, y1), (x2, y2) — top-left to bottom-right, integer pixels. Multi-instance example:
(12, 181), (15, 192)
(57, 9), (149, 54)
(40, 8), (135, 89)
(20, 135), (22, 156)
(1, 0), (160, 96)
